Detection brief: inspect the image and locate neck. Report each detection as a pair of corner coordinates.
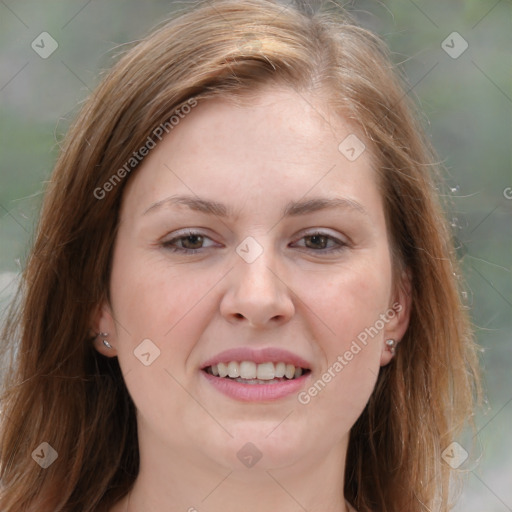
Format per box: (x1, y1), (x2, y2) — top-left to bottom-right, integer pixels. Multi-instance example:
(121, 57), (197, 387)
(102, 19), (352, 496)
(119, 432), (351, 512)
(122, 493), (354, 512)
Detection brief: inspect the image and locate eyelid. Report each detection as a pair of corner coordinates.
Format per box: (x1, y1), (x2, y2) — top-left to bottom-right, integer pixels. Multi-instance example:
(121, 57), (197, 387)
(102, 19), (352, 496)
(161, 229), (221, 252)
(290, 229), (349, 251)
(160, 228), (349, 254)
(162, 228), (214, 240)
(294, 228), (348, 241)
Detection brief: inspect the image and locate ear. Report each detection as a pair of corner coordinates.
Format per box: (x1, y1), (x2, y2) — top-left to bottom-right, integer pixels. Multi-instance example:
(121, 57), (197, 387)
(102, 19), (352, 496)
(380, 267), (412, 366)
(90, 300), (118, 358)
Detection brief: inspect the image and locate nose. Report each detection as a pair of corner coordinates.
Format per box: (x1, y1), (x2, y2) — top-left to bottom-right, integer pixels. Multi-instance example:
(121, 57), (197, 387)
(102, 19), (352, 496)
(220, 252), (295, 328)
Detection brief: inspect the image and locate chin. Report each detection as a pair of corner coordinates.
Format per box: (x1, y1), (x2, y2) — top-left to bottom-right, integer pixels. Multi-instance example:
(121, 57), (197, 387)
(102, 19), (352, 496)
(212, 421), (314, 471)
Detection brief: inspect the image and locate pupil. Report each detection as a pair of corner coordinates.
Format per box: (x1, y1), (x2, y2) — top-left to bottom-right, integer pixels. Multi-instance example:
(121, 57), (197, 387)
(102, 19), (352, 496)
(183, 235), (203, 249)
(306, 235), (327, 249)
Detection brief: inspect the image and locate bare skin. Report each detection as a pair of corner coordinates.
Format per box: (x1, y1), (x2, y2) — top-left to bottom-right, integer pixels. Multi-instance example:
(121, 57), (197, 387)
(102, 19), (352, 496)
(95, 86), (410, 512)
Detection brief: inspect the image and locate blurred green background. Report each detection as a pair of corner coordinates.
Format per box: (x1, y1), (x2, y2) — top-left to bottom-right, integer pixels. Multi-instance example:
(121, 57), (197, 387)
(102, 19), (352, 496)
(1, 0), (511, 509)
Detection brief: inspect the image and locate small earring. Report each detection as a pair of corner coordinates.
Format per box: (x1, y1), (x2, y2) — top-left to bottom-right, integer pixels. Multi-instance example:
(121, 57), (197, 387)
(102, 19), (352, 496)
(98, 332), (112, 350)
(385, 339), (397, 356)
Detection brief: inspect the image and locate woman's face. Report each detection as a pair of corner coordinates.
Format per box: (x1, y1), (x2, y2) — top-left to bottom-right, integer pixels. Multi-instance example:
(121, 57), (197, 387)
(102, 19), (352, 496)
(96, 86), (409, 476)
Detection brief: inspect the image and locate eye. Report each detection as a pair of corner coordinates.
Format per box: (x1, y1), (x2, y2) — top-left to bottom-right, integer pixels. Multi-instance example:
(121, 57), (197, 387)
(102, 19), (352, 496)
(162, 230), (219, 253)
(291, 231), (347, 252)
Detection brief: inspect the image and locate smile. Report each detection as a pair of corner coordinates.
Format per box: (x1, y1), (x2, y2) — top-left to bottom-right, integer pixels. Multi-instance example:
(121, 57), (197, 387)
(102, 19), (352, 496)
(204, 360), (309, 381)
(201, 361), (311, 401)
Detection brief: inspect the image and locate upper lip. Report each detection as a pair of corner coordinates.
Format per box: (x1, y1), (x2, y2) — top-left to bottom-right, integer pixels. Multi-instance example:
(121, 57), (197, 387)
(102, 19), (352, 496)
(201, 347), (312, 370)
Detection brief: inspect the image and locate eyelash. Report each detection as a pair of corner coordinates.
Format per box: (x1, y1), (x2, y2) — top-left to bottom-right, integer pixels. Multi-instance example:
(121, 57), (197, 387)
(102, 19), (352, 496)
(161, 230), (348, 254)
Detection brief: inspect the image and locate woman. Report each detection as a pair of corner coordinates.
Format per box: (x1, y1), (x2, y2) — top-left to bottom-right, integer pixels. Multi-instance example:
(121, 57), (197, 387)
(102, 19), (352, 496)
(0, 0), (480, 510)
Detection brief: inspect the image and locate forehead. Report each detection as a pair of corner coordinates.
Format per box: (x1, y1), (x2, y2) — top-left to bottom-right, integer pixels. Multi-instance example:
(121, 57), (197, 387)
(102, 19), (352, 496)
(119, 86), (381, 220)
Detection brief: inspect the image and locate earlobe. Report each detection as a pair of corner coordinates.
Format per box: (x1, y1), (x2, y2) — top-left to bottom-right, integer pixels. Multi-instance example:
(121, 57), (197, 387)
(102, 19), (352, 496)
(385, 338), (397, 356)
(101, 334), (113, 350)
(380, 268), (412, 366)
(92, 331), (118, 357)
(90, 302), (118, 357)
(380, 338), (397, 366)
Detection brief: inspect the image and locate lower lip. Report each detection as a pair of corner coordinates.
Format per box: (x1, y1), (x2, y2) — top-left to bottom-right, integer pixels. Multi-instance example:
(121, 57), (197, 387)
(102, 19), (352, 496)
(201, 371), (310, 402)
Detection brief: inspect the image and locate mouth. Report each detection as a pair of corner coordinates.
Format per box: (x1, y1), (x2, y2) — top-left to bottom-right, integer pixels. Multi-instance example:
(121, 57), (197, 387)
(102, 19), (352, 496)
(200, 359), (311, 402)
(202, 361), (311, 384)
(200, 347), (312, 401)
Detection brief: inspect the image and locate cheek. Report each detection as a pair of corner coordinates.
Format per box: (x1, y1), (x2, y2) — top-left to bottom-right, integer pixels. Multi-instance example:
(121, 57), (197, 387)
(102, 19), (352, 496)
(108, 252), (219, 431)
(294, 256), (391, 416)
(301, 356), (379, 439)
(297, 276), (385, 433)
(109, 249), (223, 367)
(299, 256), (392, 345)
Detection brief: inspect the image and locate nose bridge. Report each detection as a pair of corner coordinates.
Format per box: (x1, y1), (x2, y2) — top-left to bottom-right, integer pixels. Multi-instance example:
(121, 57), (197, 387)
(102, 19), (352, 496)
(235, 244), (282, 301)
(221, 239), (294, 326)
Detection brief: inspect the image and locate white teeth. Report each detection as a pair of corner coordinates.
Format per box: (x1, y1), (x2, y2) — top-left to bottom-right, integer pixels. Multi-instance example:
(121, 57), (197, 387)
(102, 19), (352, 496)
(275, 362), (286, 378)
(217, 362), (228, 378)
(206, 361), (307, 380)
(227, 361), (240, 378)
(285, 364), (295, 379)
(240, 361), (257, 379)
(234, 378), (280, 385)
(256, 362), (275, 380)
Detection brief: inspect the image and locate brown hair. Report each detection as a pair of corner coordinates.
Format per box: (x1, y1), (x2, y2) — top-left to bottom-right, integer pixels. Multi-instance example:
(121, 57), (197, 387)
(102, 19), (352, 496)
(0, 1), (480, 510)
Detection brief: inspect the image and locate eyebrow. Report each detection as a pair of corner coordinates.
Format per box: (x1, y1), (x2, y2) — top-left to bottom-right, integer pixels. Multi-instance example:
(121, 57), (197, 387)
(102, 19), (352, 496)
(142, 194), (368, 218)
